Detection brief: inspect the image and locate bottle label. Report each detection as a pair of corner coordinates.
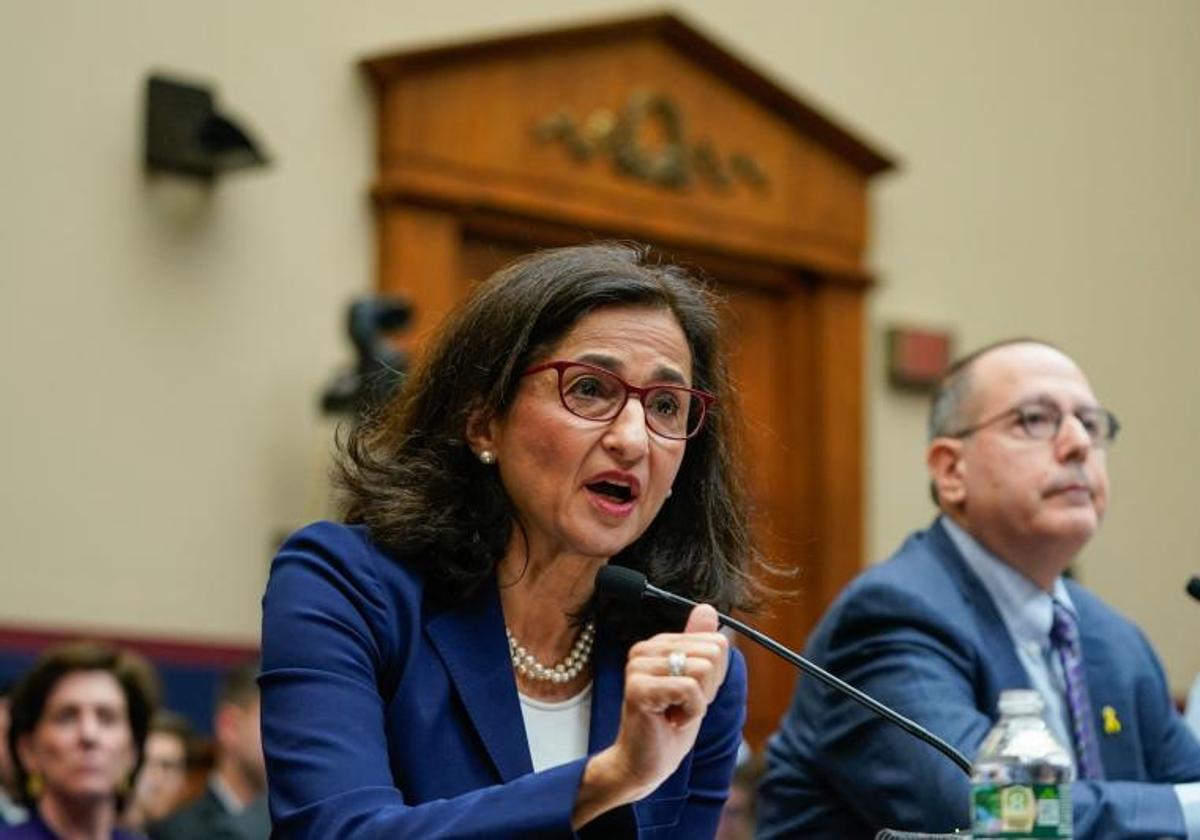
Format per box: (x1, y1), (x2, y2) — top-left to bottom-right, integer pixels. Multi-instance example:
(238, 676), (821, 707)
(972, 782), (1072, 838)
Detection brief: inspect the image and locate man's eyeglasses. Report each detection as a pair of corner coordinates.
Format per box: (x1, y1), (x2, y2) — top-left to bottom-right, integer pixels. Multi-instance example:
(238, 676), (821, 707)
(521, 360), (715, 440)
(948, 399), (1120, 448)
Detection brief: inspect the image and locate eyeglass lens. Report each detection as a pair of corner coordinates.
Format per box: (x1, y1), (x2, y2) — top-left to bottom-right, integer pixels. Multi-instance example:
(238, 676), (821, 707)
(1016, 403), (1117, 444)
(559, 365), (701, 438)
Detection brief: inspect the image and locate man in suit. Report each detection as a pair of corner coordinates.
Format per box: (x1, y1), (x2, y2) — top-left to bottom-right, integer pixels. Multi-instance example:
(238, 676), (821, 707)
(150, 663), (269, 840)
(757, 339), (1200, 839)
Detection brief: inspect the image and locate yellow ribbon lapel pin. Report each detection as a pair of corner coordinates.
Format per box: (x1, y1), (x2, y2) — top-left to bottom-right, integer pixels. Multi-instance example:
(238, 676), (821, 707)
(1101, 705), (1121, 735)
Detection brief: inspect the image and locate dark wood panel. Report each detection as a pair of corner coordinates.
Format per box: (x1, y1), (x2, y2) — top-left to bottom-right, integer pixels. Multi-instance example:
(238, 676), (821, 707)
(720, 282), (816, 749)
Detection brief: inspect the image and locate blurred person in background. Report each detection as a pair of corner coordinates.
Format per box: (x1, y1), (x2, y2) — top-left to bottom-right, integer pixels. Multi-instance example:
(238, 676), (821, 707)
(123, 712), (196, 833)
(0, 686), (28, 827)
(148, 662), (266, 840)
(1, 642), (157, 840)
(714, 746), (760, 840)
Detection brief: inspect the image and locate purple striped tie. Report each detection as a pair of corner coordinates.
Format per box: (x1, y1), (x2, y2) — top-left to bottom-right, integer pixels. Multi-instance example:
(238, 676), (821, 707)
(1050, 600), (1105, 780)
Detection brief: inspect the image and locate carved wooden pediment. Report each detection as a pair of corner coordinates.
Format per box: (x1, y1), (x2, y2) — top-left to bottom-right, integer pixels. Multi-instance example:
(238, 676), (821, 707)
(363, 13), (893, 278)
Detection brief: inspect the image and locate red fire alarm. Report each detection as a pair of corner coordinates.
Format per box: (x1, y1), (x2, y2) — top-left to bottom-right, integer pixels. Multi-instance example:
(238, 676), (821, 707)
(886, 326), (953, 390)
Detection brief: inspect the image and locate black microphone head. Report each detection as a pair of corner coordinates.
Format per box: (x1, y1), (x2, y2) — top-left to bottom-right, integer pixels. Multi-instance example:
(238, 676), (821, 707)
(594, 565), (648, 605)
(1187, 576), (1200, 602)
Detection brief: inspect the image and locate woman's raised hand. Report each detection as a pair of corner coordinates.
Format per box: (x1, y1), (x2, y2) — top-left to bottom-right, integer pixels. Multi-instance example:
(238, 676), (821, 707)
(573, 604), (730, 828)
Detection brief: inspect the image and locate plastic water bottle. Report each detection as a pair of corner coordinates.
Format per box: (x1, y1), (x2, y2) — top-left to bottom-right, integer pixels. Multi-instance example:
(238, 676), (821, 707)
(971, 689), (1074, 838)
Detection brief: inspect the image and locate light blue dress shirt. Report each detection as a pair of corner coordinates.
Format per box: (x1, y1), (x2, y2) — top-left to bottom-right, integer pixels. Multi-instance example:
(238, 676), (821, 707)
(1187, 676), (1200, 742)
(942, 517), (1200, 840)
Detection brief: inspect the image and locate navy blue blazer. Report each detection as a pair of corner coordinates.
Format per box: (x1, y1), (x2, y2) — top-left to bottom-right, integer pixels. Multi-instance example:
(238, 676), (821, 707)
(757, 518), (1200, 840)
(261, 522), (747, 839)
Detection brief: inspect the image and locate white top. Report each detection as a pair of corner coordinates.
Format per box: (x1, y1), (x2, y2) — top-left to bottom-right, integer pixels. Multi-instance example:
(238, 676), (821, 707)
(518, 682), (593, 772)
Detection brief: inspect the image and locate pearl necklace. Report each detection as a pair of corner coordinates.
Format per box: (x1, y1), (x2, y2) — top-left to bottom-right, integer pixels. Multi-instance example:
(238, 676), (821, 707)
(506, 620), (595, 684)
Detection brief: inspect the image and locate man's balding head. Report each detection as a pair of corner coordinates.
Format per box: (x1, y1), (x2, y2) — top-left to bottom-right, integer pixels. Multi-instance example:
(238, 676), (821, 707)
(928, 338), (1061, 442)
(925, 340), (1112, 589)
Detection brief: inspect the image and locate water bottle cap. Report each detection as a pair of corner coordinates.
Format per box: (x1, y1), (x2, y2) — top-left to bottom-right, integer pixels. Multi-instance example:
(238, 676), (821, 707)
(997, 688), (1044, 717)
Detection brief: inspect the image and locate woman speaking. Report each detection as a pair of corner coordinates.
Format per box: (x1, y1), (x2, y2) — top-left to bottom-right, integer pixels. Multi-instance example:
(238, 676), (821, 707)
(261, 243), (757, 837)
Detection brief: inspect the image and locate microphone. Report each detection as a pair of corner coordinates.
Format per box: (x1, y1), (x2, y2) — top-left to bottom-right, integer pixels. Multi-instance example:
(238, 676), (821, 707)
(1187, 576), (1200, 602)
(595, 565), (973, 775)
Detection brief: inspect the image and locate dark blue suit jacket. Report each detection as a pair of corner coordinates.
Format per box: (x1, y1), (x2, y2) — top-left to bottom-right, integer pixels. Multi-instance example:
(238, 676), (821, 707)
(261, 522), (746, 839)
(757, 518), (1200, 840)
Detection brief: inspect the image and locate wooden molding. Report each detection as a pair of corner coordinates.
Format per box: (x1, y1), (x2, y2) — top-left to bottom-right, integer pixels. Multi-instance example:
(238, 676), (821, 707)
(362, 12), (896, 176)
(0, 622), (257, 668)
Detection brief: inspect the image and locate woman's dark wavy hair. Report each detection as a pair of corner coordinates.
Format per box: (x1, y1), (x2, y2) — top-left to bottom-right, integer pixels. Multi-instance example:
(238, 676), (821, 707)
(339, 242), (759, 635)
(8, 641), (159, 808)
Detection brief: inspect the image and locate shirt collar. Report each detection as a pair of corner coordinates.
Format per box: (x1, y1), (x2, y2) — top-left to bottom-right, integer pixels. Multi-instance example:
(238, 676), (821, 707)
(208, 772), (246, 815)
(940, 516), (1076, 649)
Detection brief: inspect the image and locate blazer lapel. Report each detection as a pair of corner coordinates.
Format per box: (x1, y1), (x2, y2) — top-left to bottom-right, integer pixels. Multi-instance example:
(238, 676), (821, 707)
(1070, 587), (1133, 778)
(929, 520), (1031, 698)
(426, 582), (532, 782)
(588, 630), (625, 753)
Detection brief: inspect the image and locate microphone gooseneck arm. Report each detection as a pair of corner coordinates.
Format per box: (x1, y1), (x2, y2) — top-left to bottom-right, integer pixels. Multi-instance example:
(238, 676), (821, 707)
(630, 574), (973, 776)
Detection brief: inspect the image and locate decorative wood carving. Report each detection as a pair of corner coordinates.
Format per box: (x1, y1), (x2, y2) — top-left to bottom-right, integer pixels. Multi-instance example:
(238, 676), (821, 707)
(362, 12), (895, 751)
(534, 90), (770, 192)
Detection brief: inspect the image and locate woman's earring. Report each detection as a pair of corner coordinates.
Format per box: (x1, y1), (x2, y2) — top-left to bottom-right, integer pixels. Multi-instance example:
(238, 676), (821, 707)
(478, 450), (496, 465)
(26, 772), (43, 799)
(666, 488), (673, 498)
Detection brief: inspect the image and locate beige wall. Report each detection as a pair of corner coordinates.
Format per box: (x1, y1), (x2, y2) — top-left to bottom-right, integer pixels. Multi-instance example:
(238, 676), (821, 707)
(2, 1), (1198, 691)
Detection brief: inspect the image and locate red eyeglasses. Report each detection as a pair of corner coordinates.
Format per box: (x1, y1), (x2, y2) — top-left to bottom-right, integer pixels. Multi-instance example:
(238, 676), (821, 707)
(521, 360), (715, 440)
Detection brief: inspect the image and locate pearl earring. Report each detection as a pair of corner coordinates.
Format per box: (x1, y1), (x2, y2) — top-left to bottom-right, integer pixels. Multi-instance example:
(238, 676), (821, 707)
(478, 450), (496, 465)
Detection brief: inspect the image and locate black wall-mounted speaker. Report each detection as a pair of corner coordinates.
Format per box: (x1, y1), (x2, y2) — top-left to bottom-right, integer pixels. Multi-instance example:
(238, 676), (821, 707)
(144, 74), (269, 180)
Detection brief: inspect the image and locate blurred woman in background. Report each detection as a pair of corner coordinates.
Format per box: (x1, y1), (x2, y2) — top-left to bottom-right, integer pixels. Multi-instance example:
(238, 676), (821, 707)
(2, 642), (156, 840)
